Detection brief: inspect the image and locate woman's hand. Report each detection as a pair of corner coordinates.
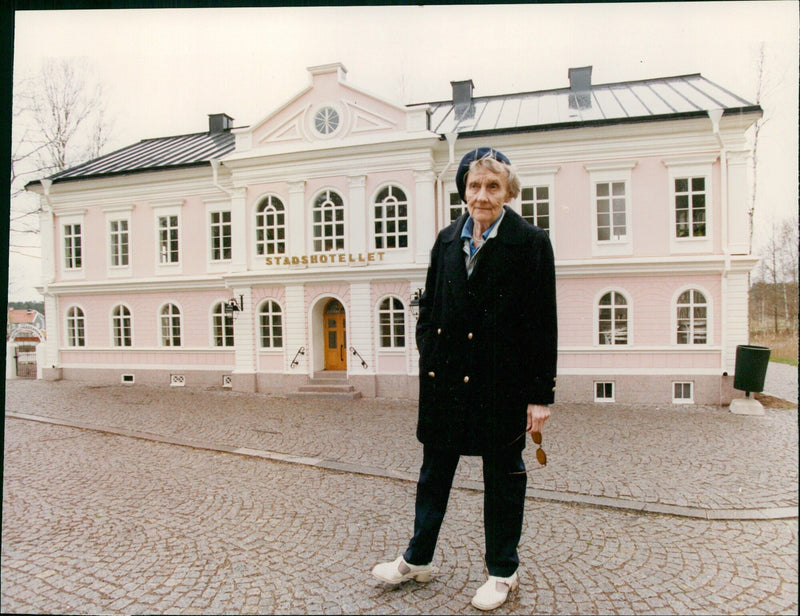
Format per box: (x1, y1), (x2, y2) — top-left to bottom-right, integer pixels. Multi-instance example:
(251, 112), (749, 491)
(526, 404), (550, 434)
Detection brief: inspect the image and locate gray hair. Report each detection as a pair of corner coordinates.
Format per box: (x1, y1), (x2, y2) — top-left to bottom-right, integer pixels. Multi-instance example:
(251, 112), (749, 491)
(468, 155), (521, 200)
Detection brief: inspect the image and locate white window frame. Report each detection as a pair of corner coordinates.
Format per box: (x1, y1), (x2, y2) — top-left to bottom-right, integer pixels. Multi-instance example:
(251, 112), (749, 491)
(515, 166), (559, 245)
(594, 381), (615, 402)
(152, 200), (183, 274)
(446, 185), (467, 225)
(254, 194), (287, 258)
(65, 305), (86, 347)
(211, 301), (235, 348)
(111, 304), (133, 347)
(258, 299), (284, 349)
(377, 295), (407, 350)
(662, 155), (716, 255)
(673, 286), (712, 346)
(159, 302), (183, 348)
(585, 161), (636, 257)
(372, 184), (410, 251)
(103, 204), (133, 277)
(311, 189), (346, 253)
(58, 210), (86, 278)
(209, 209), (233, 263)
(672, 381), (695, 404)
(594, 288), (633, 347)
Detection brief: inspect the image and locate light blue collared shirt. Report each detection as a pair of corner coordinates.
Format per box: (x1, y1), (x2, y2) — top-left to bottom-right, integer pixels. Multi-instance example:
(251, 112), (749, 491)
(461, 208), (506, 277)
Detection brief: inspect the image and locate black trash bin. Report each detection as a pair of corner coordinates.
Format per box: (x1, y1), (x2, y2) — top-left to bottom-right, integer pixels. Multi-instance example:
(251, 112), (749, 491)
(733, 345), (771, 396)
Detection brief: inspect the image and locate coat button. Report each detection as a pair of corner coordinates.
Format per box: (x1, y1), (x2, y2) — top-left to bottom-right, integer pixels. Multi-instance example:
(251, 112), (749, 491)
(428, 371), (435, 378)
(437, 328), (442, 335)
(552, 387), (557, 392)
(463, 376), (470, 383)
(467, 332), (473, 340)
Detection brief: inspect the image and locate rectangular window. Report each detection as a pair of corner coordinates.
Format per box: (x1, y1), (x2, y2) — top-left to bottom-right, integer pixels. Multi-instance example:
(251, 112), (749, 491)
(109, 219), (129, 267)
(449, 192), (466, 223)
(64, 223), (82, 270)
(595, 181), (627, 242)
(159, 215), (180, 264)
(520, 186), (550, 232)
(673, 382), (694, 404)
(210, 211), (232, 261)
(674, 177), (706, 238)
(594, 381), (615, 402)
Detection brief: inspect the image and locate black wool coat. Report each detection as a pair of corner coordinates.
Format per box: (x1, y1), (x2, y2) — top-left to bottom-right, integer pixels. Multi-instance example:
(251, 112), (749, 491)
(416, 206), (558, 455)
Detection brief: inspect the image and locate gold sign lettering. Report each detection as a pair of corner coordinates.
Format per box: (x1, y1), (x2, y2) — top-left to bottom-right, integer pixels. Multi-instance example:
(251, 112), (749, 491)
(265, 252), (385, 266)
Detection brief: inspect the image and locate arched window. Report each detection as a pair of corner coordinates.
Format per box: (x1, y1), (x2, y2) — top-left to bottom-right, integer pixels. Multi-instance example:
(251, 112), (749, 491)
(160, 304), (182, 347)
(312, 190), (345, 252)
(598, 292), (628, 345)
(255, 196), (286, 256)
(677, 289), (707, 344)
(212, 302), (234, 347)
(112, 305), (132, 347)
(259, 300), (283, 349)
(379, 296), (406, 348)
(374, 186), (408, 249)
(66, 306), (85, 347)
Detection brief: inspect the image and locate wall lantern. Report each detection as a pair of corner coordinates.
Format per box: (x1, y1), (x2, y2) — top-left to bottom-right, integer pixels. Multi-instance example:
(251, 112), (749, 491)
(225, 294), (244, 318)
(410, 288), (424, 319)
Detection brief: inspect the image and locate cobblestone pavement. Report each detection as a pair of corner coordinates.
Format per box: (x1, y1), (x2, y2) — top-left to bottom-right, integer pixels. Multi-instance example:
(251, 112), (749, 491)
(3, 380), (798, 515)
(2, 380), (799, 614)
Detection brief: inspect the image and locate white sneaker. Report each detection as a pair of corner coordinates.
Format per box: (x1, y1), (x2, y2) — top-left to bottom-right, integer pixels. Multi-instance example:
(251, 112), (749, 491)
(371, 556), (432, 585)
(471, 571), (519, 610)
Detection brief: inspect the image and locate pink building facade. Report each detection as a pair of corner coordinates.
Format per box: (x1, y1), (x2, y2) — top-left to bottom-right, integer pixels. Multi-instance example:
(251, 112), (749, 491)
(28, 63), (761, 404)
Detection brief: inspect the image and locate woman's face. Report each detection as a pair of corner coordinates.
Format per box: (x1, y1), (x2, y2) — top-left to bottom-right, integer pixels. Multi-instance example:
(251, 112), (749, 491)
(464, 164), (512, 229)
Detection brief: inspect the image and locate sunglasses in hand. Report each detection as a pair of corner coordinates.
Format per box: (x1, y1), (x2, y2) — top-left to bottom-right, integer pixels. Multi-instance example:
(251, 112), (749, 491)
(508, 430), (547, 472)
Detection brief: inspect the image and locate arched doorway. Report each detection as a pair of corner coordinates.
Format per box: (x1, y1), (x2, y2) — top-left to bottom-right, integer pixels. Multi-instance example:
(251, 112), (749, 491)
(323, 299), (347, 371)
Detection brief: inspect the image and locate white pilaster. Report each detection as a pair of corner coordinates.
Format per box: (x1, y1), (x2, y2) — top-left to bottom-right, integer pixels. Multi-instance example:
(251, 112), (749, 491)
(348, 282), (374, 374)
(230, 188), (248, 270)
(39, 203), (55, 284)
(284, 284), (308, 373)
(726, 150), (750, 255)
(288, 181), (307, 257)
(348, 175), (367, 261)
(723, 271), (750, 372)
(232, 286), (256, 374)
(43, 293), (60, 369)
(414, 170), (436, 264)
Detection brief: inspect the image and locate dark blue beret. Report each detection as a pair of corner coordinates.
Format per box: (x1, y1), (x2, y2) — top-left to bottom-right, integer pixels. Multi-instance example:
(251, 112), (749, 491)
(455, 147), (512, 203)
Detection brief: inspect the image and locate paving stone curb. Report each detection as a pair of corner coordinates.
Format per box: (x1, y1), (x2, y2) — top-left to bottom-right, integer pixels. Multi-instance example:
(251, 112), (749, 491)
(7, 411), (797, 522)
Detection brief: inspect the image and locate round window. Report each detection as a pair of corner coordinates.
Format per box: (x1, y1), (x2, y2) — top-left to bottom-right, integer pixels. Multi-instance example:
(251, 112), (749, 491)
(314, 106), (340, 136)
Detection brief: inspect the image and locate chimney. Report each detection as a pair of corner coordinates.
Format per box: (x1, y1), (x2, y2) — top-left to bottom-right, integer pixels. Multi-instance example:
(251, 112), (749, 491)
(208, 113), (234, 132)
(451, 79), (475, 122)
(567, 66), (592, 111)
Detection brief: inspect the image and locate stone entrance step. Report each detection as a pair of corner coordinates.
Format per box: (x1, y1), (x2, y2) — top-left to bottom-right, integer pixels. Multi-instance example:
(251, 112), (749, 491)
(288, 371), (362, 399)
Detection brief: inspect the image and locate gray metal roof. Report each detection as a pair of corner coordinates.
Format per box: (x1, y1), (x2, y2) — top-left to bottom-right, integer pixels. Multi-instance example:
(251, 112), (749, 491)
(34, 130), (236, 186)
(31, 72), (758, 188)
(414, 73), (760, 135)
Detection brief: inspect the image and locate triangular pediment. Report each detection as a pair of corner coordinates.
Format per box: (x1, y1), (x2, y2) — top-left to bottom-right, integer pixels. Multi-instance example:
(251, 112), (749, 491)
(238, 63), (425, 152)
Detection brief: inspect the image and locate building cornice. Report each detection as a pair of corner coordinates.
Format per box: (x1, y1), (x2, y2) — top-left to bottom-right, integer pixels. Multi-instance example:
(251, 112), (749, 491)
(35, 254), (756, 297)
(556, 255), (758, 278)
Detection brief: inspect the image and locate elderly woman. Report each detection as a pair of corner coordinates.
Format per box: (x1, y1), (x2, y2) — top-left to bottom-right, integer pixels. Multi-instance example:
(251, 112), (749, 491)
(372, 147), (558, 610)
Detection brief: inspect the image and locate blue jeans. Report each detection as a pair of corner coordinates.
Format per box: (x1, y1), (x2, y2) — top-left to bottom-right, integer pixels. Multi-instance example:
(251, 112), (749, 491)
(403, 445), (527, 577)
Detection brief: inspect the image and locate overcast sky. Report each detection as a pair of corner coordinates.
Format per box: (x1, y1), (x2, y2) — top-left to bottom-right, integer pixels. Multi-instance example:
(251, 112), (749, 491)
(9, 2), (798, 300)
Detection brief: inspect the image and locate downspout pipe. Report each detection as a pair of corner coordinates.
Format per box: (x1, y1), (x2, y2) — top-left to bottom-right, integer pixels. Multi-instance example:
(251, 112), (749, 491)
(435, 131), (459, 229)
(210, 158), (234, 196)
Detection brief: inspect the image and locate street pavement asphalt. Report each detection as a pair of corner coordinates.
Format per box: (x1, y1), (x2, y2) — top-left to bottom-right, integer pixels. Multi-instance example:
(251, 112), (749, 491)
(2, 378), (798, 614)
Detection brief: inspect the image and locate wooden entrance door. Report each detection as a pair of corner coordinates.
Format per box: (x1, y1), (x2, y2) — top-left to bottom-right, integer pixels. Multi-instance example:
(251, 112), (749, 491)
(323, 299), (347, 371)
